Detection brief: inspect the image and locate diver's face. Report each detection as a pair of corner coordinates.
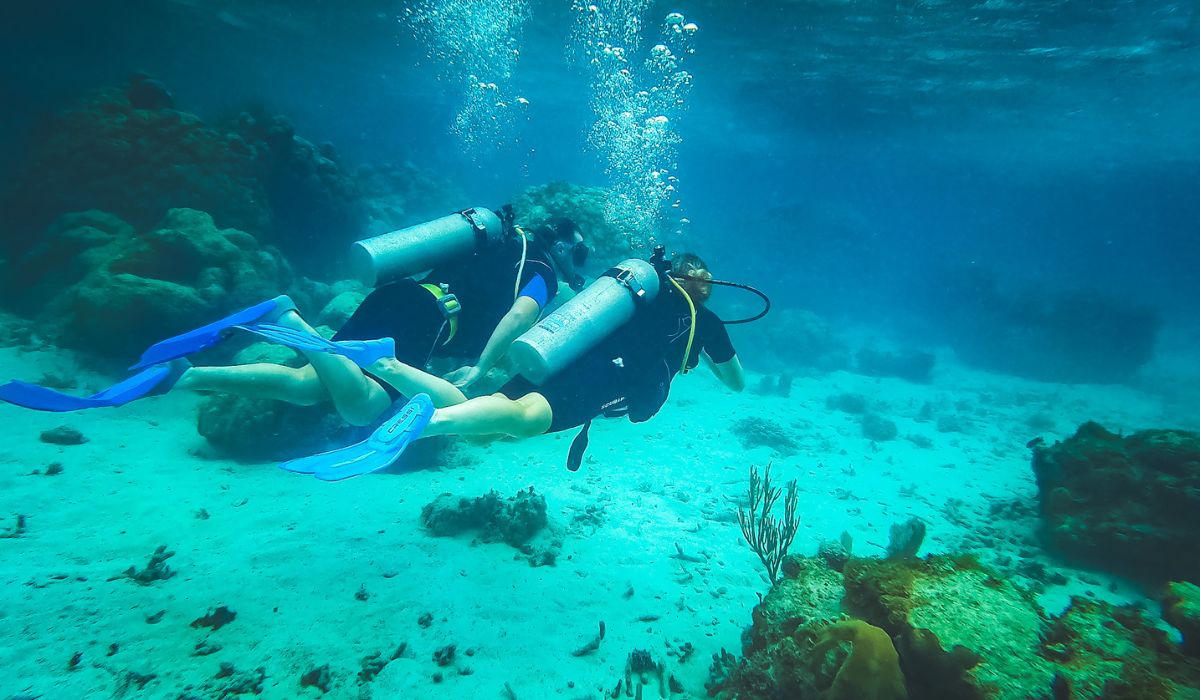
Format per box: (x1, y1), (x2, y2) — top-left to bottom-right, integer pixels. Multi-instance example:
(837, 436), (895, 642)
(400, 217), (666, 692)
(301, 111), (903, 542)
(681, 266), (712, 304)
(553, 234), (588, 291)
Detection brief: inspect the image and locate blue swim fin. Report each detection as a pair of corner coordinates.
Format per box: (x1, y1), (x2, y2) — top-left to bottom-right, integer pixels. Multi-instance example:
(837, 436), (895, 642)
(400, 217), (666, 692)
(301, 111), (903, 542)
(278, 440), (379, 475)
(277, 394), (434, 481)
(236, 322), (396, 368)
(130, 295), (297, 370)
(0, 359), (189, 412)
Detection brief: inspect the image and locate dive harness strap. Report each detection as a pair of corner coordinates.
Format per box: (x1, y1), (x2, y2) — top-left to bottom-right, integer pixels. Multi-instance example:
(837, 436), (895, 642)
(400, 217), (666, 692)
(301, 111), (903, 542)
(420, 283), (460, 343)
(458, 208), (491, 248)
(600, 266), (651, 304)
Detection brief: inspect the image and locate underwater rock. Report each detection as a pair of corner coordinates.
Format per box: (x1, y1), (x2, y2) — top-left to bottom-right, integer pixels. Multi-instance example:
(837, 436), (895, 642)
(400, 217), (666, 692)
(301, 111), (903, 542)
(39, 425), (88, 445)
(756, 307), (852, 374)
(420, 487), (550, 548)
(885, 517), (927, 559)
(120, 544), (176, 585)
(1031, 421), (1200, 584)
(933, 266), (1159, 384)
(855, 347), (935, 384)
(510, 181), (635, 266)
(9, 208), (294, 360)
(1, 85), (464, 276)
(826, 392), (869, 414)
(754, 373), (794, 398)
(126, 73), (174, 110)
(1, 88), (270, 257)
(206, 664), (265, 696)
(729, 416), (799, 456)
(1, 514), (28, 539)
(190, 605), (237, 631)
(315, 290), (367, 329)
(1039, 595), (1200, 697)
(842, 555), (1046, 700)
(718, 554), (904, 700)
(1162, 581), (1200, 657)
(197, 392), (361, 462)
(230, 111), (369, 270)
(299, 664), (333, 693)
(860, 413), (899, 442)
(355, 161), (466, 236)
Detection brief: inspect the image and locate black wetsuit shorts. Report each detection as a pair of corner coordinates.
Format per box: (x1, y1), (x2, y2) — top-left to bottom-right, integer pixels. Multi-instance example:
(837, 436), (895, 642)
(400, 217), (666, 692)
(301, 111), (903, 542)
(333, 280), (448, 402)
(500, 350), (629, 434)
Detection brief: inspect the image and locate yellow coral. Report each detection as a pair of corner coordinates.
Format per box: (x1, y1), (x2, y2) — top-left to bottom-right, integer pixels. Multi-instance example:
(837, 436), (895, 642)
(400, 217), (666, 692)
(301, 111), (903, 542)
(811, 620), (908, 700)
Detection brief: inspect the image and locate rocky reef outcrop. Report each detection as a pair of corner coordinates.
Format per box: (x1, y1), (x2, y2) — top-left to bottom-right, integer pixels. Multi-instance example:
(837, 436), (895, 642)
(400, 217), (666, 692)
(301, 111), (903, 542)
(0, 80), (463, 275)
(934, 267), (1159, 384)
(1031, 421), (1200, 584)
(711, 553), (1200, 699)
(1, 85), (270, 257)
(5, 208), (293, 360)
(752, 307), (851, 375)
(511, 181), (635, 266)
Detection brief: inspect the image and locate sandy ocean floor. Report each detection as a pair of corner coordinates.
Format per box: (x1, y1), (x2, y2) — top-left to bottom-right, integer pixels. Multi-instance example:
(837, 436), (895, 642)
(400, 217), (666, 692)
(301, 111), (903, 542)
(2, 337), (1198, 700)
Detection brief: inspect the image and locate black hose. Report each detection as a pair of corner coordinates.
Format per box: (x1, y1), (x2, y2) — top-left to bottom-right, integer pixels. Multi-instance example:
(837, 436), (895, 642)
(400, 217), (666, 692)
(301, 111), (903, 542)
(669, 275), (772, 325)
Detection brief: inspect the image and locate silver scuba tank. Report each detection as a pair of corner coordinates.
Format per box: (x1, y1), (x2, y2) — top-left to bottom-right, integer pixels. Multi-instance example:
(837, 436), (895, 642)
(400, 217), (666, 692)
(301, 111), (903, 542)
(510, 258), (661, 385)
(349, 208), (504, 287)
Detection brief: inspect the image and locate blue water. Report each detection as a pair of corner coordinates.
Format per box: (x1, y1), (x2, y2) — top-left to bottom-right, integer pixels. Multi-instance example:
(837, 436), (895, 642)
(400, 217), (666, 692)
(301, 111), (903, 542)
(2, 1), (1199, 697)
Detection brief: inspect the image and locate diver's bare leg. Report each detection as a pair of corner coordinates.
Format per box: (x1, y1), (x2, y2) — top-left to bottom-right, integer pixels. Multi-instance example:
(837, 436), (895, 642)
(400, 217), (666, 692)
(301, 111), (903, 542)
(175, 364), (329, 405)
(422, 393), (553, 440)
(366, 357), (468, 408)
(272, 310), (393, 426)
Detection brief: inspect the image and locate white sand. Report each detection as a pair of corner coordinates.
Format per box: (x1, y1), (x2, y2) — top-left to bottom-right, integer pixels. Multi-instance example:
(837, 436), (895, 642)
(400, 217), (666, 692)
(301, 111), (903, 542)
(1, 340), (1195, 699)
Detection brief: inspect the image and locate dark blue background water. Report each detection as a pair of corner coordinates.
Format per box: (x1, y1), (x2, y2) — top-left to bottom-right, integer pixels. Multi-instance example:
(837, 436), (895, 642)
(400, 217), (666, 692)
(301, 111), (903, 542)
(3, 0), (1197, 339)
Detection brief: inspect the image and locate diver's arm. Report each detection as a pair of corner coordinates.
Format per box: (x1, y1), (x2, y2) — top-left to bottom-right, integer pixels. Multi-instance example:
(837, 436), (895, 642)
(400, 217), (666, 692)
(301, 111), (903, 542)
(705, 353), (745, 392)
(457, 297), (541, 387)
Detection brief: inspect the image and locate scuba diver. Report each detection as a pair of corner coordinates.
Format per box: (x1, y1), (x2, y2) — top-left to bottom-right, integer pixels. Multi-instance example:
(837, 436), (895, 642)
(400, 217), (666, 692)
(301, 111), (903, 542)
(256, 247), (758, 480)
(0, 207), (590, 427)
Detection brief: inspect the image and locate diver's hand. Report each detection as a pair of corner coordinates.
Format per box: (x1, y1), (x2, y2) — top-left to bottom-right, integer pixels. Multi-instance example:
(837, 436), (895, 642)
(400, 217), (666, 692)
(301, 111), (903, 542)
(447, 365), (484, 389)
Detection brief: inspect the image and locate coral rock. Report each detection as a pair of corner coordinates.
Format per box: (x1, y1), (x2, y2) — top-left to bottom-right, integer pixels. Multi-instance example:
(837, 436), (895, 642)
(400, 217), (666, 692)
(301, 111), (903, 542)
(1032, 421), (1200, 584)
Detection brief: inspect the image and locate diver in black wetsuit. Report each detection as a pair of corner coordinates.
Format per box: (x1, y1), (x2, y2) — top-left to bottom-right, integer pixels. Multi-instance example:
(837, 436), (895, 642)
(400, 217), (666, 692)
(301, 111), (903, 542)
(346, 249), (746, 471)
(172, 213), (590, 426)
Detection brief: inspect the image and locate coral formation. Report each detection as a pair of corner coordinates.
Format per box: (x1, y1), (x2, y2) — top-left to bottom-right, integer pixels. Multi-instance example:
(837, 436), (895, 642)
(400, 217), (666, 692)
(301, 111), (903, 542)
(933, 266), (1159, 384)
(420, 487), (557, 561)
(355, 161), (466, 235)
(1031, 421), (1200, 584)
(713, 552), (1200, 699)
(737, 464), (801, 584)
(0, 83), (464, 276)
(1, 86), (269, 256)
(884, 517), (926, 559)
(809, 620), (908, 700)
(855, 347), (935, 384)
(826, 392), (869, 415)
(1162, 581), (1200, 657)
(755, 308), (851, 374)
(39, 425), (88, 445)
(6, 208), (293, 359)
(860, 413), (899, 442)
(729, 417), (799, 456)
(510, 181), (635, 264)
